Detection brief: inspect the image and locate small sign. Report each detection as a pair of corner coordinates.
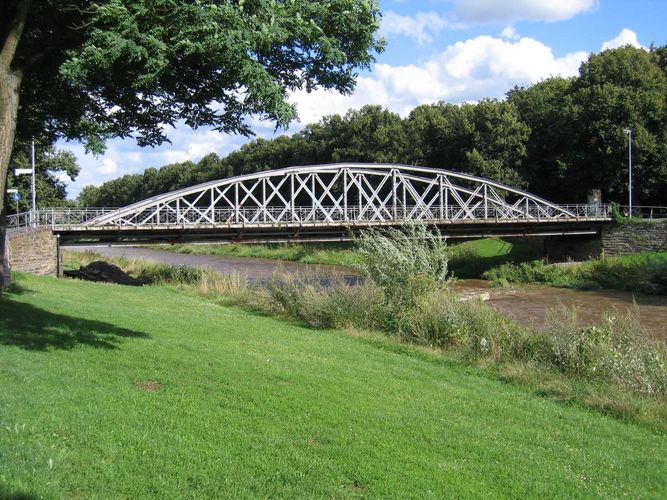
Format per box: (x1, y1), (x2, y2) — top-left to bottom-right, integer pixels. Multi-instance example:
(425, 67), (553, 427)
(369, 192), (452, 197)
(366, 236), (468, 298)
(11, 192), (21, 202)
(14, 168), (32, 175)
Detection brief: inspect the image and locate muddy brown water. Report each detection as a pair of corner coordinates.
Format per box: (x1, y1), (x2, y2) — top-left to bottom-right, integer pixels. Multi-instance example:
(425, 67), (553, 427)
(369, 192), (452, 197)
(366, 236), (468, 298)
(69, 246), (667, 341)
(451, 280), (667, 342)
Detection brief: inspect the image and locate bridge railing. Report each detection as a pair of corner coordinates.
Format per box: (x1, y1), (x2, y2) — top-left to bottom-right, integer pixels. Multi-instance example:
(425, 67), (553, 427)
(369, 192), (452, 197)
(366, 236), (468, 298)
(9, 204), (667, 230)
(618, 205), (667, 219)
(6, 208), (118, 230)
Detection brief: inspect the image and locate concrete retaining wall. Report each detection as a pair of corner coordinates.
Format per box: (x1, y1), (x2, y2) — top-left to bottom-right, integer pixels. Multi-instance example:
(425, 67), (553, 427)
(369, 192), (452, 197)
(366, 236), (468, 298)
(6, 228), (61, 277)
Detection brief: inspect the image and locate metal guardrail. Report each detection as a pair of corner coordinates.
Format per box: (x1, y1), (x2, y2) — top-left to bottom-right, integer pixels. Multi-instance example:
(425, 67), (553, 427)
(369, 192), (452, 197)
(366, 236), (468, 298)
(618, 205), (667, 219)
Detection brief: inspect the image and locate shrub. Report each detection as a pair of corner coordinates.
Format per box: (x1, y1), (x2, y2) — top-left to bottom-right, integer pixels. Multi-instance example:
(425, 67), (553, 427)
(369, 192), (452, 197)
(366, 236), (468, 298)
(354, 222), (449, 306)
(540, 306), (667, 395)
(264, 273), (386, 330)
(137, 263), (205, 285)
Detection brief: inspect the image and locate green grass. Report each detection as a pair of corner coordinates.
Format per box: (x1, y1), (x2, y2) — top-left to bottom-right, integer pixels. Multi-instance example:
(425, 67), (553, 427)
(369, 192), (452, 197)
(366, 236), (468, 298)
(1, 275), (666, 498)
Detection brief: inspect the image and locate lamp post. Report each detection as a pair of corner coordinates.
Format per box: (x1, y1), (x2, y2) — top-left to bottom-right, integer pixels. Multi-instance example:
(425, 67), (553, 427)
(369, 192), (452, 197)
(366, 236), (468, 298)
(622, 128), (632, 217)
(13, 138), (37, 227)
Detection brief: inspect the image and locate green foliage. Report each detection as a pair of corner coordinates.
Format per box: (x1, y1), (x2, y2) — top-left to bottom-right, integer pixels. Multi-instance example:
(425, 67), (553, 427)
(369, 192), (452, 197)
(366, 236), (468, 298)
(354, 222), (449, 310)
(267, 274), (385, 330)
(483, 251), (667, 294)
(9, 0), (384, 149)
(540, 306), (667, 394)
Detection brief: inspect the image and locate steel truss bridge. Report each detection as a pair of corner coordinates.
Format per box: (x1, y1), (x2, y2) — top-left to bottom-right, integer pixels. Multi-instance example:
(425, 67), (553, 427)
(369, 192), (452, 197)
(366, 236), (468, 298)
(7, 163), (615, 244)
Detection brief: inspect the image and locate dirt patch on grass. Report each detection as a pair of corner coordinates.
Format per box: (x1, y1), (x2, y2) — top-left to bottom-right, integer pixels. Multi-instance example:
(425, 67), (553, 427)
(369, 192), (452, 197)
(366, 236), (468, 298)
(134, 380), (163, 392)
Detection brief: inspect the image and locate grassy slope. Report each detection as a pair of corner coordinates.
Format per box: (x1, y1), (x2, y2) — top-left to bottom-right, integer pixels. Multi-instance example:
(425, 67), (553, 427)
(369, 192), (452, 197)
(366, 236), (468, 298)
(1, 275), (666, 498)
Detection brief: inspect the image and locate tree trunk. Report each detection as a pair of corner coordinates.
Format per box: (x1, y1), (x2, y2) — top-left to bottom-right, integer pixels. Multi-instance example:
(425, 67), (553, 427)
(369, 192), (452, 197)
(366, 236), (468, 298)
(0, 72), (23, 293)
(0, 71), (22, 292)
(0, 0), (30, 293)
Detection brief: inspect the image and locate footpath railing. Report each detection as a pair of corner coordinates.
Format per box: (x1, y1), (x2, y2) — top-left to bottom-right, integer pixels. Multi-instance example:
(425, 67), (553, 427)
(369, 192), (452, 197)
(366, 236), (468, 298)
(6, 208), (118, 231)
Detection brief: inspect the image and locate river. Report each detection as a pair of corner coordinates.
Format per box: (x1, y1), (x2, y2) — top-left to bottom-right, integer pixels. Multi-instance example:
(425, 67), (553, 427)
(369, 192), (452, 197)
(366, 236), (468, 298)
(69, 245), (667, 341)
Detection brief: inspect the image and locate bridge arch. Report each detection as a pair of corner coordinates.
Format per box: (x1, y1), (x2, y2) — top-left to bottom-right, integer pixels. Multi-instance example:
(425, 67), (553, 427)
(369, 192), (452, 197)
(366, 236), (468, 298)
(87, 163), (585, 228)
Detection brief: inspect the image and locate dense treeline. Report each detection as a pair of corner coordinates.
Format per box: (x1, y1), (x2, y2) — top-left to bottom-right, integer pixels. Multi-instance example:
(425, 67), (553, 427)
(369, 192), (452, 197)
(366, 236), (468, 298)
(78, 46), (667, 208)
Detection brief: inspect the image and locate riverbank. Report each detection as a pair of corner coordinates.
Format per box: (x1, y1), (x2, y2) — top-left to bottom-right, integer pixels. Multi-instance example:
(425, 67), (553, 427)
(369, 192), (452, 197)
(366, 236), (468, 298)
(157, 237), (541, 278)
(163, 240), (667, 294)
(1, 273), (666, 497)
(483, 251), (667, 294)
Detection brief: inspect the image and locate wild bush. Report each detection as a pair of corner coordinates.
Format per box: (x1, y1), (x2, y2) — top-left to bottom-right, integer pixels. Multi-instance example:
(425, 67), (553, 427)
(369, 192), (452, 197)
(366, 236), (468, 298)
(354, 222), (449, 305)
(264, 273), (386, 330)
(540, 306), (667, 395)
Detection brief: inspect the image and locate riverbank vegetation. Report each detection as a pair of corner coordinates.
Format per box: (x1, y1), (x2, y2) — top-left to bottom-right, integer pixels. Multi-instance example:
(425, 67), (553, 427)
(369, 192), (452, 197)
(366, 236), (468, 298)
(3, 273), (666, 496)
(159, 236), (541, 278)
(63, 225), (667, 431)
(484, 251), (667, 294)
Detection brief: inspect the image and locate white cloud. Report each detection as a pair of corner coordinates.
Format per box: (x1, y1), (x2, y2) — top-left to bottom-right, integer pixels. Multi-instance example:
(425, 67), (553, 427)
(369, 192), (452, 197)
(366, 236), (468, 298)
(380, 11), (451, 44)
(501, 25), (520, 40)
(95, 158), (118, 175)
(289, 35), (588, 124)
(61, 126), (248, 197)
(454, 0), (597, 23)
(601, 28), (643, 51)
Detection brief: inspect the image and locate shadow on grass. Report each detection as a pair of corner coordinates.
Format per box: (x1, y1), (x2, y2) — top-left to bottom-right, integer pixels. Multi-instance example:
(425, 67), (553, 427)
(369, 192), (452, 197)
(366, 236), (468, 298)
(0, 489), (40, 500)
(0, 300), (148, 351)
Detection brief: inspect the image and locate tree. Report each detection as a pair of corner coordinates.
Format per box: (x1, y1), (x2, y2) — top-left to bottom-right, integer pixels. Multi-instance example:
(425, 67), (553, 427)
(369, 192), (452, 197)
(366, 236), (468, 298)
(0, 0), (384, 288)
(508, 77), (575, 201)
(567, 46), (667, 203)
(461, 99), (529, 187)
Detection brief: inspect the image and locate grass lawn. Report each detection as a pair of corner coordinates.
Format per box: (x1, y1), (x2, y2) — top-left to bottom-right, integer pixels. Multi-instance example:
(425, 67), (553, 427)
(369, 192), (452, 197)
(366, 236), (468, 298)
(1, 275), (666, 498)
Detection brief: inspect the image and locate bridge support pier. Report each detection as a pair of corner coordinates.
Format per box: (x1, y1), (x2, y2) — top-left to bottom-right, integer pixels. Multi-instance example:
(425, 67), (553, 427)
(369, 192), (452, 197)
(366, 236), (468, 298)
(542, 234), (602, 262)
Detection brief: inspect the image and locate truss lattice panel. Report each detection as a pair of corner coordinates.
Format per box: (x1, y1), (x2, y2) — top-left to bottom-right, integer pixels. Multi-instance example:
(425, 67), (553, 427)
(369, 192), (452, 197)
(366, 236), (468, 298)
(85, 163), (597, 228)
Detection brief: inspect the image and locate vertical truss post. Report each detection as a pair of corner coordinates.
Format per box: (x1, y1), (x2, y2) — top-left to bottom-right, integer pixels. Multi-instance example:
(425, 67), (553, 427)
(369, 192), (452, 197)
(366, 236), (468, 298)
(402, 180), (407, 220)
(210, 188), (215, 223)
(438, 175), (444, 220)
(445, 188), (449, 220)
(176, 199), (181, 224)
(290, 172), (295, 222)
(311, 173), (316, 221)
(484, 184), (488, 219)
(262, 178), (266, 223)
(392, 169), (397, 221)
(343, 169), (348, 222)
(358, 174), (362, 221)
(234, 183), (239, 223)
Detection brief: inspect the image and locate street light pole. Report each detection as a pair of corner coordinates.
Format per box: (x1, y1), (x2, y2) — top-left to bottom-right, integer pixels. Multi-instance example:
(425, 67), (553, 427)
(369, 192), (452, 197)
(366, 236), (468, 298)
(31, 138), (36, 227)
(623, 128), (632, 217)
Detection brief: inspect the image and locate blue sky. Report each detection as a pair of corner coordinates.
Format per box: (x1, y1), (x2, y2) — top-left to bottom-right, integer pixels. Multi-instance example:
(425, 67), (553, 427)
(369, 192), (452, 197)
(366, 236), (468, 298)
(60, 0), (667, 198)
